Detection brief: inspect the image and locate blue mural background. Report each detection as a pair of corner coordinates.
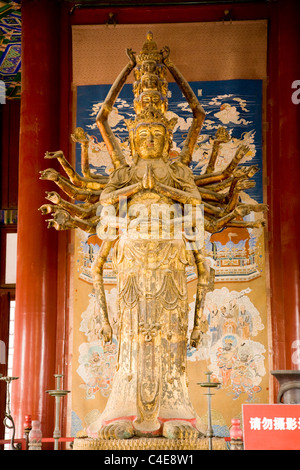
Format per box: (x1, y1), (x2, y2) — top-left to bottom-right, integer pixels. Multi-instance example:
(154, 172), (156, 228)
(76, 79), (263, 203)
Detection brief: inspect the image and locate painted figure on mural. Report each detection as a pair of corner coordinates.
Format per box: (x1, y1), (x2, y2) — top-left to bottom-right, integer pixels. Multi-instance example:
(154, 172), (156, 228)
(39, 33), (267, 439)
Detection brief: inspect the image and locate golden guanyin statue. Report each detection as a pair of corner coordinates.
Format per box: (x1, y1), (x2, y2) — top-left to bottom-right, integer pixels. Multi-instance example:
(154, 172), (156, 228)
(40, 33), (266, 440)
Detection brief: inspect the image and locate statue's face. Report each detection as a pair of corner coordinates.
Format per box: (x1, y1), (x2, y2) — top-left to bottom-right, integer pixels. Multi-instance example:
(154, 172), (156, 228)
(134, 91), (167, 115)
(140, 91), (162, 110)
(141, 73), (159, 90)
(135, 123), (166, 159)
(142, 60), (156, 74)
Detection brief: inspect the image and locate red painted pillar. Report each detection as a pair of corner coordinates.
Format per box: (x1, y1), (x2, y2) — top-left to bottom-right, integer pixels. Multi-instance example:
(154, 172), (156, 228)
(268, 0), (300, 376)
(277, 0), (300, 370)
(12, 0), (61, 439)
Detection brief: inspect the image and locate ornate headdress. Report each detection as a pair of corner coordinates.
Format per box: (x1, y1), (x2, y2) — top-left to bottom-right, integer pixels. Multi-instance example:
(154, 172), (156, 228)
(126, 32), (177, 159)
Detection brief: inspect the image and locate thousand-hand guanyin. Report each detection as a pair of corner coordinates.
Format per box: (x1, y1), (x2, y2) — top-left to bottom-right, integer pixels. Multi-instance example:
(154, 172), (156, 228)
(40, 33), (266, 440)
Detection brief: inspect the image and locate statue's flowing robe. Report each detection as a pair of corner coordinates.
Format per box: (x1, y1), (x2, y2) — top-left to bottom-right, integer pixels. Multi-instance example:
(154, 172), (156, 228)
(96, 159), (203, 434)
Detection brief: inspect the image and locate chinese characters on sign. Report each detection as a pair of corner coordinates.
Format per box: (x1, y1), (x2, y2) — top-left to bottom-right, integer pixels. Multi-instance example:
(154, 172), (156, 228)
(243, 404), (300, 450)
(249, 416), (300, 431)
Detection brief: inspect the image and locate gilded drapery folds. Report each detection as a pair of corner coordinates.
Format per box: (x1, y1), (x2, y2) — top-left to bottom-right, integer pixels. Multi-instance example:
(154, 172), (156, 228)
(101, 237), (197, 433)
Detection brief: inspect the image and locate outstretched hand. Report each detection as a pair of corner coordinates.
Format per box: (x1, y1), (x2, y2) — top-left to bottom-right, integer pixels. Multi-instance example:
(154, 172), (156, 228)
(39, 204), (54, 215)
(39, 168), (59, 182)
(238, 144), (250, 156)
(100, 323), (113, 344)
(161, 46), (170, 63)
(45, 191), (61, 205)
(190, 327), (201, 349)
(126, 48), (136, 66)
(44, 150), (64, 159)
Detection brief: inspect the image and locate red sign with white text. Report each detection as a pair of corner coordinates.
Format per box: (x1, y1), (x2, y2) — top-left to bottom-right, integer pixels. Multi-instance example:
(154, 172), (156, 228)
(243, 404), (300, 450)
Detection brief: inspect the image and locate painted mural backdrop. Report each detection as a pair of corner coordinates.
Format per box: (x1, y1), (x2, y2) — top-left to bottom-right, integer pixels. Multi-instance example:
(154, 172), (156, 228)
(71, 80), (269, 437)
(0, 0), (21, 100)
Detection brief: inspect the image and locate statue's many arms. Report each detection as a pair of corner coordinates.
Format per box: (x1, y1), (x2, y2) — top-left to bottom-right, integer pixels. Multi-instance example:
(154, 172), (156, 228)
(40, 33), (266, 439)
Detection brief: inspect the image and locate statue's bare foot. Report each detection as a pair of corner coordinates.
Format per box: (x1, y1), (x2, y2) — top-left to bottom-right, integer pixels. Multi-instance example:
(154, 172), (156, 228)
(162, 420), (200, 439)
(98, 420), (135, 440)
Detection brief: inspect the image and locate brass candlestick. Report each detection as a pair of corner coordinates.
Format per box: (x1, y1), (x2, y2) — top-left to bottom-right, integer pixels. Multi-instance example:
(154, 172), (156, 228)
(0, 375), (21, 450)
(46, 372), (70, 450)
(198, 371), (220, 450)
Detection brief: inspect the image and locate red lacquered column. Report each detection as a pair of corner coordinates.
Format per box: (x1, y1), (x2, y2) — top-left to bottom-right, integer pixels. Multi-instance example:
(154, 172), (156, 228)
(277, 0), (300, 370)
(11, 0), (61, 439)
(267, 0), (300, 377)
